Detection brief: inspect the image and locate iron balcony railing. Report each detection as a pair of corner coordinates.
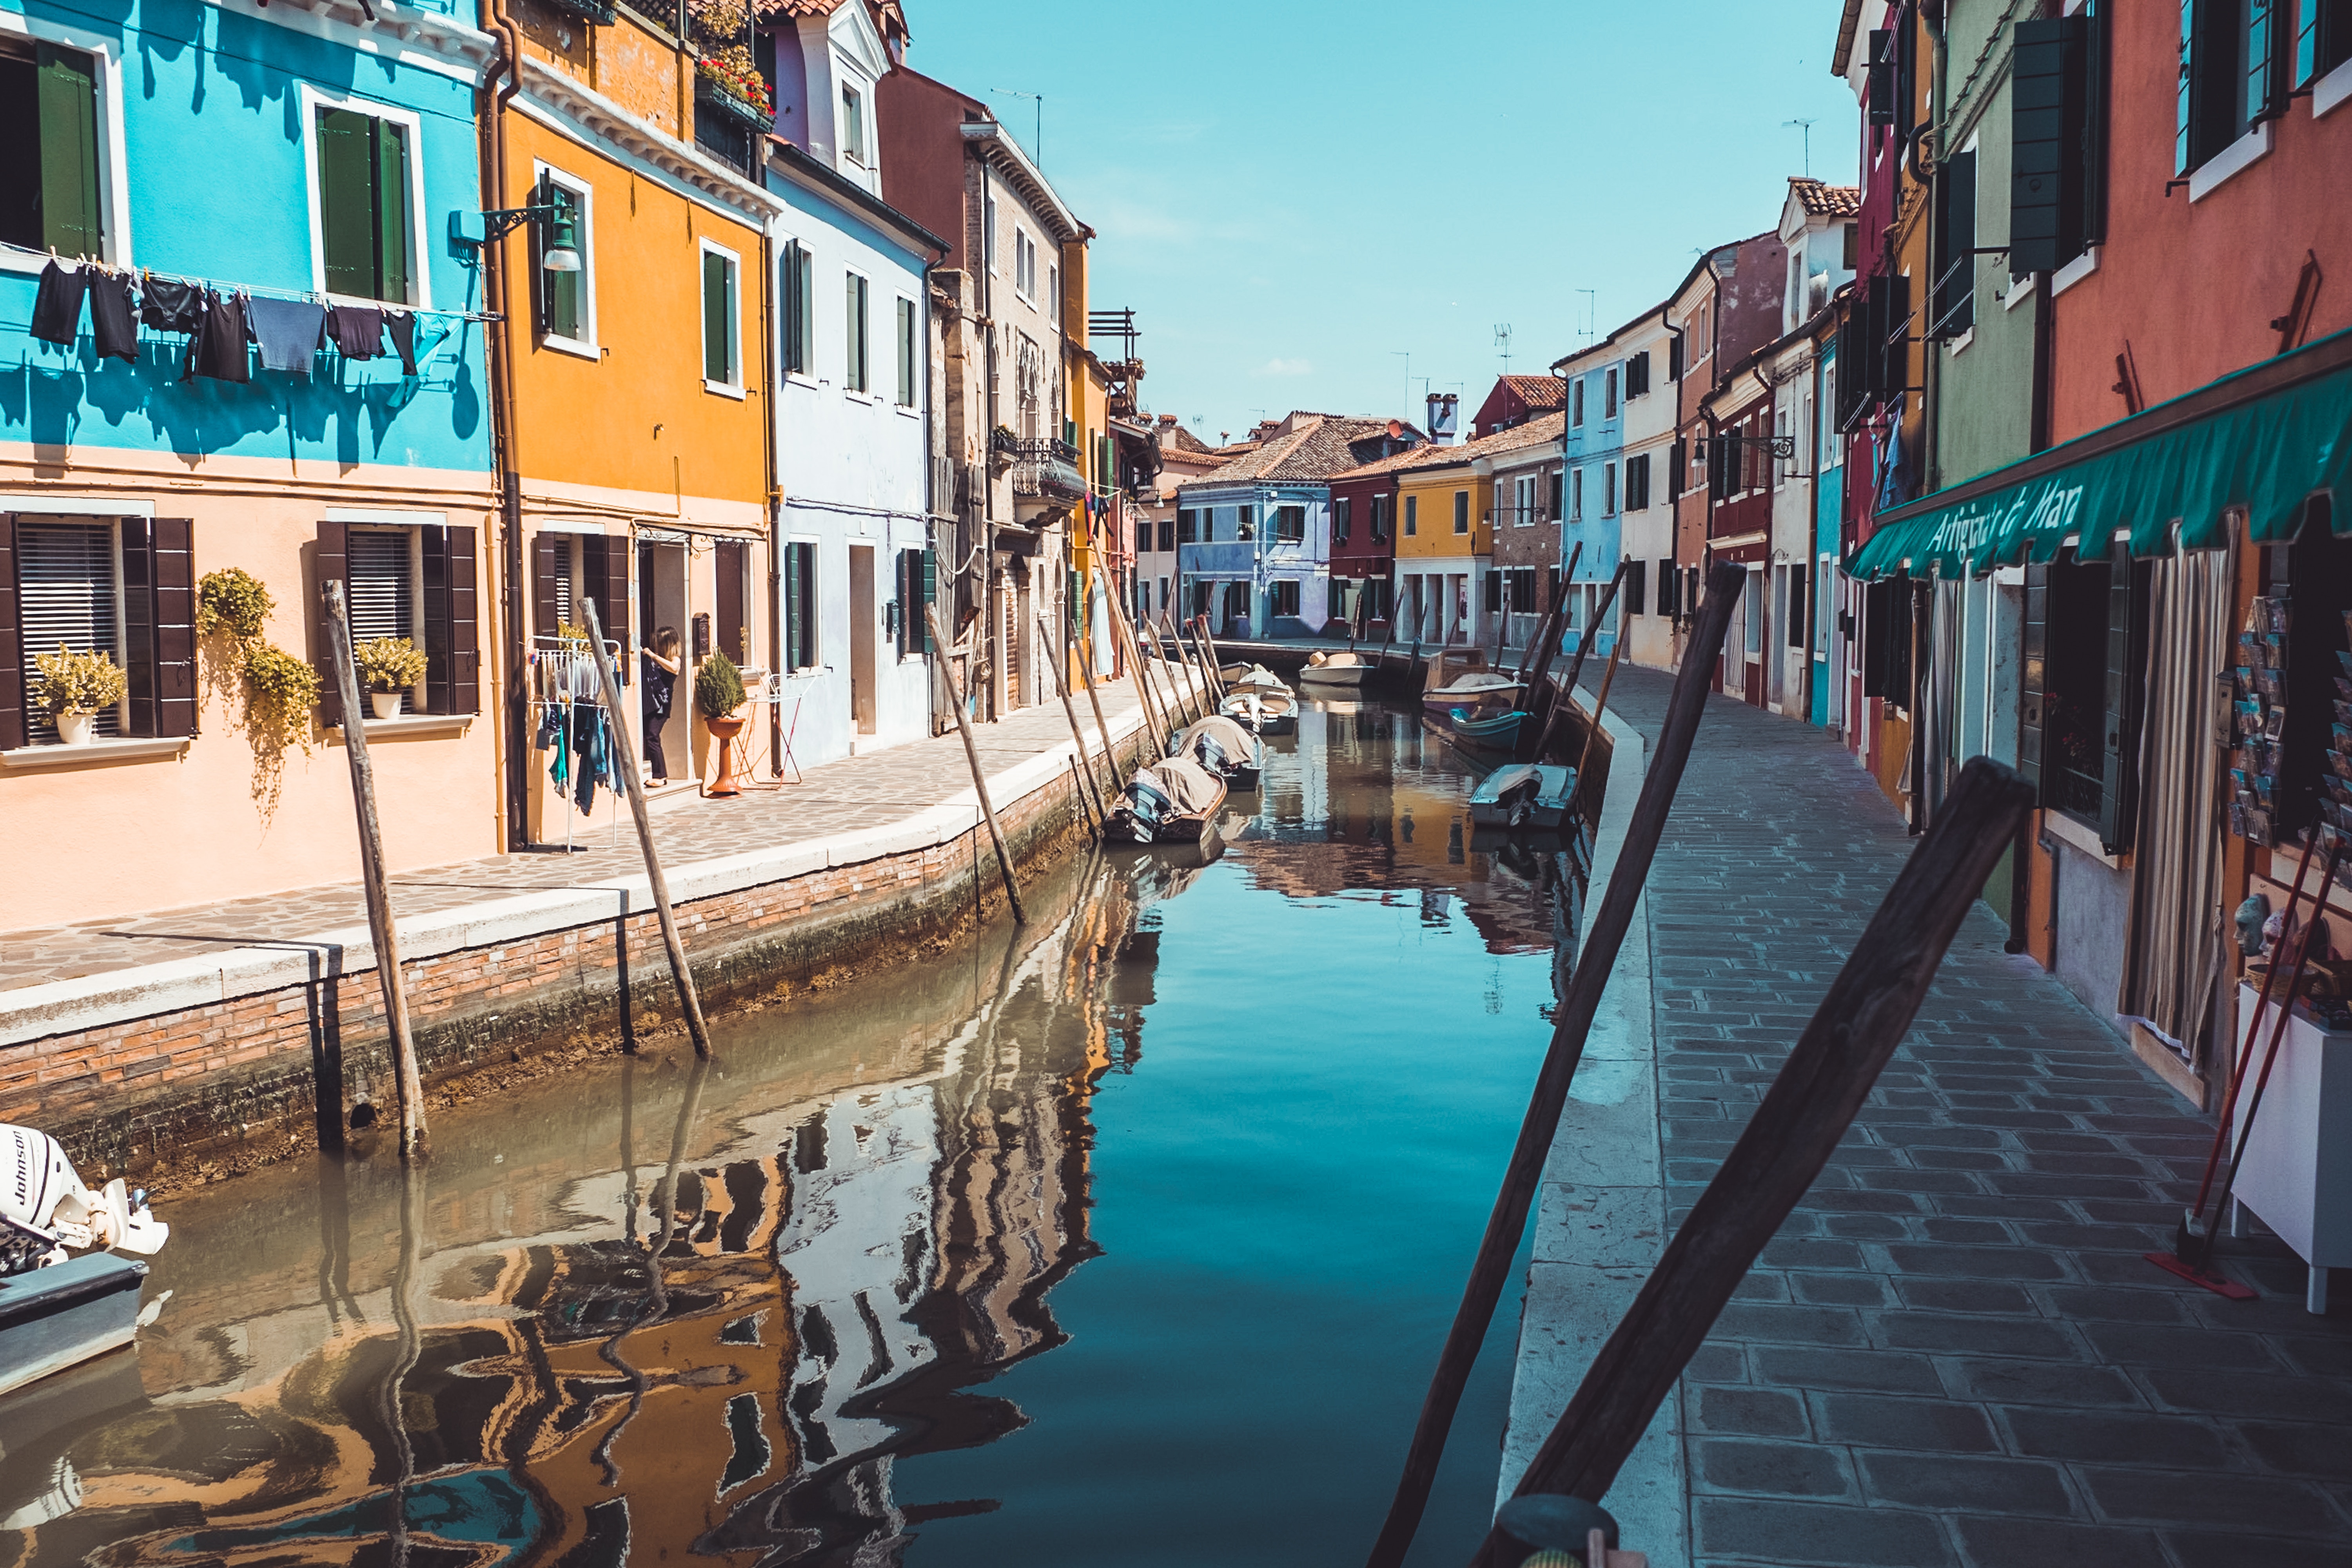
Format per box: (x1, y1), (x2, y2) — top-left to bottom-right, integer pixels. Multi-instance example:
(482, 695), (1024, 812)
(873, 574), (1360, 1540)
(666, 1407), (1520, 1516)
(1011, 438), (1086, 503)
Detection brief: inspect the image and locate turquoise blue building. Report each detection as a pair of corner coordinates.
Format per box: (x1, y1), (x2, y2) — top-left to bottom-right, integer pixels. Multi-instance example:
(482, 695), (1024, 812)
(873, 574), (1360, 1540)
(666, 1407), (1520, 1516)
(1554, 350), (1628, 655)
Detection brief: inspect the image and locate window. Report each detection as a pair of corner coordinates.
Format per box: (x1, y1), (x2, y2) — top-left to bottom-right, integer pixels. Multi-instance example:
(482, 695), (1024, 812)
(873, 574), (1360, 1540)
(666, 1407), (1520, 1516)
(1274, 505), (1305, 544)
(1843, 221), (1860, 270)
(1135, 522), (1152, 555)
(782, 541), (818, 671)
(1372, 493), (1391, 540)
(1570, 469), (1584, 523)
(779, 240), (813, 375)
(11, 520), (119, 741)
(2011, 10), (2109, 273)
(1237, 506), (1256, 542)
(844, 271), (869, 393)
(2178, 0), (2275, 177)
(534, 170), (590, 346)
(2300, 0), (2352, 83)
(1405, 495), (1417, 536)
(701, 244), (740, 389)
(1, 39), (105, 256)
(1603, 462), (1618, 516)
(1512, 474), (1536, 526)
(1657, 558), (1679, 619)
(1158, 577), (1169, 612)
(1788, 563), (1809, 649)
(1625, 351), (1650, 398)
(841, 83), (866, 166)
(1048, 263), (1060, 327)
(895, 295), (917, 407)
(1483, 573), (1503, 614)
(1271, 579), (1300, 618)
(1626, 452), (1651, 511)
(1332, 496), (1351, 544)
(1177, 508), (1198, 543)
(1452, 491), (1468, 535)
(347, 529), (417, 711)
(1158, 516), (1175, 551)
(2020, 549), (2149, 848)
(1626, 562), (1646, 618)
(1571, 378), (1586, 426)
(1604, 367), (1620, 418)
(984, 194), (998, 272)
(1544, 468), (1563, 520)
(896, 547), (932, 656)
(315, 102), (414, 303)
(1014, 228), (1037, 299)
(1931, 147), (1977, 337)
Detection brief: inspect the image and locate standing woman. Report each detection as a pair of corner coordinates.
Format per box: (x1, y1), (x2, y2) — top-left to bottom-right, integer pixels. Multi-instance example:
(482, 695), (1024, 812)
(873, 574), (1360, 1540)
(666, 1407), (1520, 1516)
(641, 626), (682, 784)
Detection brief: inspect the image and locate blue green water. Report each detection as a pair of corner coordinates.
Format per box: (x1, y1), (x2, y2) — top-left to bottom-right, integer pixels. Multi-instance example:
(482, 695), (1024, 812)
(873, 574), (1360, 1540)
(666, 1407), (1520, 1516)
(0, 702), (1579, 1568)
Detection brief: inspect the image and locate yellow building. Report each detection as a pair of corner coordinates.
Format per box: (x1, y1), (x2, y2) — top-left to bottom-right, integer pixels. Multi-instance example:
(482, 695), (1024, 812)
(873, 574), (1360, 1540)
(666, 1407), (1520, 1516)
(1394, 454), (1486, 645)
(488, 2), (779, 837)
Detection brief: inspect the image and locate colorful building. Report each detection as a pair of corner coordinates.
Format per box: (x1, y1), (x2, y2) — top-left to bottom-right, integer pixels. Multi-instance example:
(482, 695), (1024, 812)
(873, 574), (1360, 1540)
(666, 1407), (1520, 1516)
(1176, 412), (1399, 638)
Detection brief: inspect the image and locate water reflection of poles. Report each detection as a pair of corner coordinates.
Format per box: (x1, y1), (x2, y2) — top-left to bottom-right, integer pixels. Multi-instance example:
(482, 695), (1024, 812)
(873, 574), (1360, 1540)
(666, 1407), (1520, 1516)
(315, 1149), (364, 1330)
(379, 1162), (426, 1568)
(594, 1055), (710, 1486)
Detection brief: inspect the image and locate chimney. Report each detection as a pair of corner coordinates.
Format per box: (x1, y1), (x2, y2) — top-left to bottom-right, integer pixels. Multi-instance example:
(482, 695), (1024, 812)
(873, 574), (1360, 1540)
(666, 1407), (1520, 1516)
(1158, 413), (1177, 427)
(1387, 419), (1403, 439)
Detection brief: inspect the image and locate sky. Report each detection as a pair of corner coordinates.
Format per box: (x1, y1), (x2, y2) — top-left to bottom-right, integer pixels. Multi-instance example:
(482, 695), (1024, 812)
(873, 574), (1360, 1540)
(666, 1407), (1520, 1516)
(900, 0), (1866, 446)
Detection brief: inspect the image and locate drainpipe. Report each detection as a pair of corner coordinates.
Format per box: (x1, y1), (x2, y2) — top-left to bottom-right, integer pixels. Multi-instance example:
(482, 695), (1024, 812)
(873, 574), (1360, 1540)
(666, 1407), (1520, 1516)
(483, 0), (529, 850)
(979, 159), (998, 720)
(759, 151), (782, 780)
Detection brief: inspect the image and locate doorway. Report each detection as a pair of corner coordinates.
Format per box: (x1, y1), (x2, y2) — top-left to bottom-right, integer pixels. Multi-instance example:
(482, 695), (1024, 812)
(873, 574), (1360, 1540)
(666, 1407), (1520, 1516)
(848, 543), (877, 734)
(637, 540), (688, 778)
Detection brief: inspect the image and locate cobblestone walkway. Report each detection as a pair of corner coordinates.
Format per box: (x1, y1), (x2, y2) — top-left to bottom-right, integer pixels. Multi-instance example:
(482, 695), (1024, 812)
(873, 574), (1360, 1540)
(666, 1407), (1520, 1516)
(0, 682), (1154, 993)
(1601, 666), (2352, 1568)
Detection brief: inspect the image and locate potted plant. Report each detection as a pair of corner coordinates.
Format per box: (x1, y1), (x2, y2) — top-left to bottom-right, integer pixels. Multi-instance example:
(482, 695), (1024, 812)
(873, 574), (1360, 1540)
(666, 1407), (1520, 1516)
(695, 651), (749, 798)
(353, 637), (429, 720)
(32, 644), (128, 745)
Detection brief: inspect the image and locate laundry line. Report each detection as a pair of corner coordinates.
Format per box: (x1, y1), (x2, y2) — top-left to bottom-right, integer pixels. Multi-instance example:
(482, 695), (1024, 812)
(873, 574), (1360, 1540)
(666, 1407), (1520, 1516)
(1, 240), (499, 325)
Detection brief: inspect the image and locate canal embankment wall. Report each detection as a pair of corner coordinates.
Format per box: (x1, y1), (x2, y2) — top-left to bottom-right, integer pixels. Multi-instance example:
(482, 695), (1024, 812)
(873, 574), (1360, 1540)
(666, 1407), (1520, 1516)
(0, 707), (1159, 1190)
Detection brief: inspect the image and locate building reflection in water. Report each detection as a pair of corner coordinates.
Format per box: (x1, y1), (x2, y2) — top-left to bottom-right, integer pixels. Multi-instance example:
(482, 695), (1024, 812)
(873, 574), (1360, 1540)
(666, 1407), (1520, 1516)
(0, 850), (1199, 1568)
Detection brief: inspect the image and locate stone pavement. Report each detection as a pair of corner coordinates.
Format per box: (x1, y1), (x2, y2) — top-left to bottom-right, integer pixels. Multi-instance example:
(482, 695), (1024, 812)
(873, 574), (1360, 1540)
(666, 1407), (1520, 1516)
(0, 680), (1157, 994)
(1515, 665), (2352, 1568)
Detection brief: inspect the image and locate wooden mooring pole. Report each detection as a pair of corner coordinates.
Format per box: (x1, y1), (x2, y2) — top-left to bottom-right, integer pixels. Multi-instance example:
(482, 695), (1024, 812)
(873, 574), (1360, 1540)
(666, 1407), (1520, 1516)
(1075, 591), (1127, 790)
(1469, 756), (2033, 1563)
(1529, 560), (1630, 765)
(322, 580), (427, 1158)
(1365, 560), (1745, 1568)
(927, 603), (1027, 925)
(1565, 630), (1626, 810)
(1037, 611), (1107, 836)
(582, 599), (714, 1060)
(1101, 568), (1170, 751)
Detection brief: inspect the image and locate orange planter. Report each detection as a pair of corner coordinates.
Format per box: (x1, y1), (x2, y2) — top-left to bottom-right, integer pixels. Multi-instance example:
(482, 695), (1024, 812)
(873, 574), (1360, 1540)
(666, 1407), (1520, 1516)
(704, 713), (745, 798)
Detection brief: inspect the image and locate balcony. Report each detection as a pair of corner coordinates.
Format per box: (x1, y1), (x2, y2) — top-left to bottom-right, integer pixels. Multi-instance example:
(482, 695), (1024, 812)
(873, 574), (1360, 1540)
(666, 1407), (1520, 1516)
(1011, 439), (1086, 504)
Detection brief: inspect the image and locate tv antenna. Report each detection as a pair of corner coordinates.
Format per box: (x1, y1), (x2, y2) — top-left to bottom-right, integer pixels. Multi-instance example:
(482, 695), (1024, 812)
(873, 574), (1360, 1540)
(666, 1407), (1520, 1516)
(1576, 290), (1597, 343)
(991, 89), (1044, 166)
(1783, 118), (1818, 178)
(1494, 323), (1513, 373)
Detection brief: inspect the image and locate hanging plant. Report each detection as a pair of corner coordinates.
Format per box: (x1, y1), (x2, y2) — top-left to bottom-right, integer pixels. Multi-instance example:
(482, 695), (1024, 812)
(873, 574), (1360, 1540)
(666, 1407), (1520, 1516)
(196, 568), (274, 642)
(354, 636), (429, 693)
(241, 642), (320, 814)
(695, 651), (747, 720)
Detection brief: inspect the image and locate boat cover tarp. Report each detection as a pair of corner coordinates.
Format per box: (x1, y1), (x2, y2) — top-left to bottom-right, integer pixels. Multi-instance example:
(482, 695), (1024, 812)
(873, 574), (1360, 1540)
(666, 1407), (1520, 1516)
(1178, 715), (1256, 758)
(1141, 755), (1224, 816)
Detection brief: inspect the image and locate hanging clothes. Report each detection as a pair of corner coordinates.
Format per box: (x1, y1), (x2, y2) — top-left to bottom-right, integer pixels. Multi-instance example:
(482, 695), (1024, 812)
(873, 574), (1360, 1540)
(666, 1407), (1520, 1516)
(140, 275), (204, 335)
(385, 310), (420, 375)
(87, 273), (139, 363)
(247, 297), (326, 375)
(330, 305), (385, 361)
(188, 290), (251, 383)
(31, 261), (87, 346)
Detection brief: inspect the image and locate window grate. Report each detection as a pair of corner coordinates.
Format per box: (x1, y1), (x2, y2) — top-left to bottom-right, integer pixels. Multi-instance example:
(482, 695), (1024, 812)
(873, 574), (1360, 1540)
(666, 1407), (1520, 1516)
(18, 521), (119, 741)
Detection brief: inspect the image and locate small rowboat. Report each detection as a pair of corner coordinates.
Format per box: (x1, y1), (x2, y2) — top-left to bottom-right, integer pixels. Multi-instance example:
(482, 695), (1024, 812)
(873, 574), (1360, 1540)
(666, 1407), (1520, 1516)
(1220, 666), (1298, 735)
(1446, 707), (1528, 752)
(1109, 754), (1229, 845)
(1423, 673), (1525, 712)
(1300, 650), (1374, 688)
(1170, 714), (1263, 789)
(1470, 763), (1575, 829)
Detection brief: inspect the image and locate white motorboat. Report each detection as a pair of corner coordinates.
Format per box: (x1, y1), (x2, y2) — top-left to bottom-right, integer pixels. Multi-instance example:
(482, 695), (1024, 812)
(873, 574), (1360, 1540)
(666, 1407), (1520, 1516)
(2, 1123), (169, 1398)
(1299, 650), (1374, 688)
(1219, 666), (1298, 735)
(1469, 763), (1577, 830)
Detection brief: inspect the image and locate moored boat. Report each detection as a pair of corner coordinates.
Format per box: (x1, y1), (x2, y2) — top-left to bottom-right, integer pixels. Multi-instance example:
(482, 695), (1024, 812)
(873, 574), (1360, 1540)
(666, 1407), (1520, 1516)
(1299, 649), (1373, 688)
(1421, 673), (1526, 712)
(1470, 763), (1576, 829)
(1219, 665), (1298, 735)
(1446, 707), (1529, 753)
(1108, 754), (1230, 845)
(1170, 714), (1263, 789)
(3, 1123), (169, 1398)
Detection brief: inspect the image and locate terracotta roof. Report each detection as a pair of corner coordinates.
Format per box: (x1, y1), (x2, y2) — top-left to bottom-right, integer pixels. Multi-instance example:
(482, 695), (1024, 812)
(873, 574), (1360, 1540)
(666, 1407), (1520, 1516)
(1789, 177), (1862, 218)
(1328, 440), (1454, 482)
(1495, 375), (1566, 410)
(1183, 414), (1404, 486)
(1331, 412), (1566, 482)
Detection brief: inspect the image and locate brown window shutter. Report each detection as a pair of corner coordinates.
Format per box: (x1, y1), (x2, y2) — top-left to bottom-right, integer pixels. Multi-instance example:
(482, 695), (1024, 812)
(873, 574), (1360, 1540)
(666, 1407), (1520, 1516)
(123, 517), (157, 736)
(152, 518), (195, 737)
(715, 539), (746, 664)
(532, 531), (559, 642)
(316, 518), (348, 729)
(421, 525), (480, 715)
(0, 516), (22, 751)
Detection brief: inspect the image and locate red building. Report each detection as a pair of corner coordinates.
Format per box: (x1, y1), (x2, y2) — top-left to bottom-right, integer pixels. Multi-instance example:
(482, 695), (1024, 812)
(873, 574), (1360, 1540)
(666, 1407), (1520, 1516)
(1470, 375), (1566, 439)
(1325, 422), (1430, 633)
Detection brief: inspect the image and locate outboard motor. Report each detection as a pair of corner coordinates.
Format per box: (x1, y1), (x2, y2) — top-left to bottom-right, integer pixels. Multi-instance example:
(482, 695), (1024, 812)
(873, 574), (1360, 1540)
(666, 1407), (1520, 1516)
(1118, 776), (1176, 841)
(2, 1123), (168, 1274)
(1191, 732), (1232, 779)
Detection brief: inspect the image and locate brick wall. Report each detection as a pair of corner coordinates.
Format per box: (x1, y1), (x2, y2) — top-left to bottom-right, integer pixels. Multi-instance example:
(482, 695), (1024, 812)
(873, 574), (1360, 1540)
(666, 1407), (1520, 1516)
(4, 740), (1140, 1184)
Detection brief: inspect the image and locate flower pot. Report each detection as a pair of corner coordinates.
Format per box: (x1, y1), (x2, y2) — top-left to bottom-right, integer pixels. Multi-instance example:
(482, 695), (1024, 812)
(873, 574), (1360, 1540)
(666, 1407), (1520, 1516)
(56, 711), (94, 746)
(704, 713), (746, 798)
(370, 691), (404, 721)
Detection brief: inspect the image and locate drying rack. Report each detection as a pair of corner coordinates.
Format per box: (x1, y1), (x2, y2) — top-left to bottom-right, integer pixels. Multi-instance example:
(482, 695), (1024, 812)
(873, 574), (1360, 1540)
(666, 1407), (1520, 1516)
(531, 634), (626, 854)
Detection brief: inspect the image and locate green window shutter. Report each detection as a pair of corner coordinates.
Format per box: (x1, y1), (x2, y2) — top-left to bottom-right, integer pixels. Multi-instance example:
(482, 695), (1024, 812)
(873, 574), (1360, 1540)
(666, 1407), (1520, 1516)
(921, 548), (936, 653)
(374, 118), (409, 304)
(2010, 18), (2080, 276)
(704, 251), (729, 382)
(844, 272), (865, 391)
(34, 45), (102, 257)
(319, 109), (374, 297)
(541, 181), (580, 339)
(797, 248), (815, 373)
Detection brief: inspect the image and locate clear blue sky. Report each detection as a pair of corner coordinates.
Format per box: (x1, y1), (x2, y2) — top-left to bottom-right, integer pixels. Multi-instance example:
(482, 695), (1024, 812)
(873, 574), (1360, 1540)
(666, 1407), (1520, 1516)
(900, 1), (1863, 445)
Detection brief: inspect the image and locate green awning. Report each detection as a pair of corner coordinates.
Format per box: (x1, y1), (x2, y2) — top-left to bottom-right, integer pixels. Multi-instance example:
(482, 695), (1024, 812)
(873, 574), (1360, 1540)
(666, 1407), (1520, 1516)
(1847, 326), (2352, 580)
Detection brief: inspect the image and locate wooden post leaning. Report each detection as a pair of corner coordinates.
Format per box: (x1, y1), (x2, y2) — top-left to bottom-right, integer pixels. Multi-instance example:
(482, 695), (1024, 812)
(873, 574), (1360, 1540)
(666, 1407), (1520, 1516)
(1102, 567), (1170, 752)
(1530, 560), (1630, 765)
(1471, 757), (2035, 1563)
(322, 580), (428, 1158)
(1520, 541), (1582, 684)
(1164, 610), (1209, 725)
(927, 602), (1027, 925)
(1566, 629), (1626, 811)
(1364, 560), (1745, 1568)
(1187, 613), (1225, 712)
(1075, 593), (1128, 792)
(1156, 610), (1197, 725)
(1037, 611), (1107, 836)
(1192, 615), (1229, 703)
(583, 599), (714, 1060)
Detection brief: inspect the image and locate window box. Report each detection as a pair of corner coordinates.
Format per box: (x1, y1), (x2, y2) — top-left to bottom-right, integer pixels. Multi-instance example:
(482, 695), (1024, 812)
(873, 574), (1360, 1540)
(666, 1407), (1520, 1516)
(0, 736), (191, 770)
(695, 73), (771, 131)
(542, 0), (618, 24)
(326, 713), (474, 740)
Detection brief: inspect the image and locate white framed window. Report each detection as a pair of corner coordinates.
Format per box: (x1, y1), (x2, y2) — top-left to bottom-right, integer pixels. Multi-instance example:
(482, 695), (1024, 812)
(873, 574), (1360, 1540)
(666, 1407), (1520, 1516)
(1603, 462), (1618, 516)
(701, 239), (742, 395)
(984, 194), (998, 273)
(895, 293), (917, 408)
(299, 83), (429, 308)
(1047, 262), (1060, 326)
(1569, 468), (1584, 522)
(0, 19), (131, 269)
(13, 517), (125, 743)
(1014, 227), (1037, 301)
(347, 525), (425, 714)
(1604, 366), (1619, 417)
(845, 269), (871, 395)
(1571, 377), (1586, 426)
(532, 162), (595, 357)
(778, 235), (814, 378)
(840, 82), (867, 166)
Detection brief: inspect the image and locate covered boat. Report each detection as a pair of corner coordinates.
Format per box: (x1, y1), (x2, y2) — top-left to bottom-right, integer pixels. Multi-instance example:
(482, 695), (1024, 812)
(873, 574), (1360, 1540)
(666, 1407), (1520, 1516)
(3, 1123), (169, 1397)
(1170, 714), (1263, 789)
(1299, 649), (1374, 688)
(1219, 665), (1298, 735)
(1109, 754), (1230, 845)
(1470, 763), (1576, 829)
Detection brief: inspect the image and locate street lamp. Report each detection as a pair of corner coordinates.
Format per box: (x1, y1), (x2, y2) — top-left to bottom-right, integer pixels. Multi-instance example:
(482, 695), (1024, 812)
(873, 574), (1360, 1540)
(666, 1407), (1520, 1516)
(477, 202), (581, 273)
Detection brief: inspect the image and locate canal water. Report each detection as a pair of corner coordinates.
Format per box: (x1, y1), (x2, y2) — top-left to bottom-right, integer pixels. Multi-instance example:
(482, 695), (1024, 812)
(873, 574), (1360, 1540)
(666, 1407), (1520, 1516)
(0, 699), (1586, 1568)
